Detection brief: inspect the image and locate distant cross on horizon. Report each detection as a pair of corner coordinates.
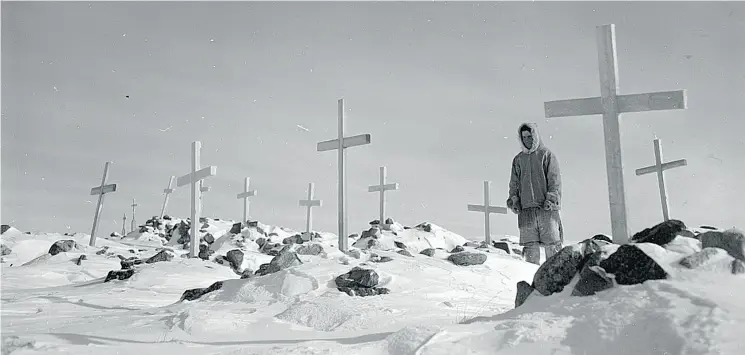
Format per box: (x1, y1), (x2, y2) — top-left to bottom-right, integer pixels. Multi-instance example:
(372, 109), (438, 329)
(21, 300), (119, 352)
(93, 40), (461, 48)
(176, 141), (217, 258)
(635, 138), (688, 221)
(299, 182), (322, 240)
(543, 23), (688, 244)
(368, 166), (399, 226)
(317, 98), (372, 252)
(121, 213), (126, 236)
(88, 161), (117, 247)
(236, 177), (257, 224)
(467, 180), (508, 245)
(130, 198), (138, 233)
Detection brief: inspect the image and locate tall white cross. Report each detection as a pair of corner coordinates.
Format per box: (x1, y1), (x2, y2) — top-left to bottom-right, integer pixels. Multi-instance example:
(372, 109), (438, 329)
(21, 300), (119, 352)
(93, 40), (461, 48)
(121, 213), (127, 236)
(299, 182), (322, 240)
(160, 176), (175, 219)
(176, 141), (217, 258)
(368, 166), (399, 225)
(88, 161), (117, 247)
(130, 198), (138, 233)
(236, 177), (257, 223)
(467, 180), (507, 245)
(317, 98), (372, 252)
(635, 138), (687, 221)
(543, 24), (687, 244)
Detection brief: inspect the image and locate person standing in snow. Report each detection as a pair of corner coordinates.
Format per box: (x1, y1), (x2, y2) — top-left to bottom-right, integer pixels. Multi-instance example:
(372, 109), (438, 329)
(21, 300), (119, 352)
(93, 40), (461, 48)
(506, 122), (563, 265)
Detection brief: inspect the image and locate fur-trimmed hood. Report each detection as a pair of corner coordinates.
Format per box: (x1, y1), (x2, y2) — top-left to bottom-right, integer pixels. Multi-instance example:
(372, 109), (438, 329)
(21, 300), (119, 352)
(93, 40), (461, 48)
(517, 122), (541, 154)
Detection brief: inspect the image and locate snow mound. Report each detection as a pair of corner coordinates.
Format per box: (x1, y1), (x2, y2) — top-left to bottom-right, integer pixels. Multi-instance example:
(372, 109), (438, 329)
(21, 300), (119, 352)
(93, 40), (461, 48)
(204, 268), (320, 304)
(275, 300), (356, 331)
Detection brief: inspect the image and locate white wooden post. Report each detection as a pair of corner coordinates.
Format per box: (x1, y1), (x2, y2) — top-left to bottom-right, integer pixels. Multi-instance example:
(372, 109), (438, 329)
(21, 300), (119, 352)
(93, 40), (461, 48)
(88, 161), (117, 247)
(236, 177), (257, 223)
(317, 98), (372, 252)
(160, 176), (175, 219)
(121, 213), (126, 236)
(199, 182), (210, 214)
(467, 180), (507, 244)
(543, 24), (687, 244)
(635, 138), (688, 221)
(176, 141), (217, 258)
(299, 182), (322, 240)
(368, 166), (399, 225)
(130, 198), (138, 233)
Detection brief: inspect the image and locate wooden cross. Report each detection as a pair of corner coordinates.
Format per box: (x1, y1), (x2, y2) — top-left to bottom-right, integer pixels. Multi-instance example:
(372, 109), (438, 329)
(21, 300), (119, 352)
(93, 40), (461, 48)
(317, 98), (371, 252)
(160, 176), (175, 219)
(176, 141), (217, 258)
(635, 137), (687, 221)
(467, 180), (507, 245)
(130, 198), (138, 233)
(121, 213), (126, 236)
(236, 177), (257, 223)
(88, 161), (117, 247)
(543, 24), (687, 244)
(368, 166), (399, 225)
(299, 182), (322, 240)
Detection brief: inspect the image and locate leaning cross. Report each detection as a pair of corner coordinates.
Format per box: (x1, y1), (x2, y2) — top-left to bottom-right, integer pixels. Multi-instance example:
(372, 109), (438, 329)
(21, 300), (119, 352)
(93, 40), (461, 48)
(176, 141), (217, 258)
(160, 176), (176, 218)
(236, 177), (257, 224)
(635, 137), (688, 221)
(543, 24), (687, 244)
(317, 98), (372, 252)
(130, 198), (138, 233)
(299, 182), (322, 241)
(467, 180), (507, 245)
(88, 161), (118, 247)
(368, 166), (399, 226)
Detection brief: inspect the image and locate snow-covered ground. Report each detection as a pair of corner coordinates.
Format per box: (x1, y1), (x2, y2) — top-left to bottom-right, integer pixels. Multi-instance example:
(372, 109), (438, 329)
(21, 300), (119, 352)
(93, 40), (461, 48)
(2, 218), (744, 355)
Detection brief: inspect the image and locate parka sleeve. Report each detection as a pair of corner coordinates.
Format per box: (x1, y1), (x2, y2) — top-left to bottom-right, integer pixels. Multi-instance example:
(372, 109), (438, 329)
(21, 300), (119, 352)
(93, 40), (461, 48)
(507, 156), (520, 206)
(544, 151), (562, 205)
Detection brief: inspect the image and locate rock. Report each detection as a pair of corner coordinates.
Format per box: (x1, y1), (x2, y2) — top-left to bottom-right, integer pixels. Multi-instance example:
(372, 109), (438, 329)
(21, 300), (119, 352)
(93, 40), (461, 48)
(493, 241), (510, 254)
(385, 218), (395, 225)
(339, 286), (390, 297)
(1, 225), (10, 234)
(230, 222), (243, 234)
(1, 244), (12, 256)
(203, 233), (215, 244)
(370, 253), (393, 263)
(255, 246), (302, 276)
(104, 269), (135, 282)
(700, 229), (745, 262)
(450, 245), (465, 253)
(420, 248), (436, 257)
(679, 247), (729, 269)
(397, 250), (413, 257)
(361, 227), (381, 240)
(599, 244), (667, 285)
(48, 240), (78, 256)
(255, 237), (267, 248)
(591, 234), (613, 243)
(96, 247), (109, 255)
(630, 219), (687, 246)
(732, 260), (745, 275)
(198, 244), (214, 260)
(240, 269), (254, 279)
(571, 252), (615, 296)
(180, 281), (224, 301)
(416, 222), (432, 233)
(515, 281), (534, 308)
(75, 255), (87, 265)
(335, 266), (379, 288)
(296, 243), (324, 256)
(448, 252), (487, 266)
(163, 215), (172, 220)
(145, 250), (173, 264)
(225, 249), (244, 270)
(121, 258), (143, 270)
(282, 235), (304, 245)
(370, 219), (381, 226)
(247, 221), (259, 228)
(394, 241), (407, 249)
(346, 249), (362, 259)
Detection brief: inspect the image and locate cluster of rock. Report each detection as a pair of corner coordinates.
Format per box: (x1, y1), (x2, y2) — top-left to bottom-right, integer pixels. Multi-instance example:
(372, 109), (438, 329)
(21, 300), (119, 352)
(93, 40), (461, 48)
(335, 266), (390, 296)
(515, 220), (745, 308)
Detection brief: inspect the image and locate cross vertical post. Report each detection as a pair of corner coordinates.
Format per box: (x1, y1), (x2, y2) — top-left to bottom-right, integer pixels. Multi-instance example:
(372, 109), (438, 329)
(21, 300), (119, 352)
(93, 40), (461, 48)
(317, 98), (372, 252)
(635, 138), (688, 221)
(367, 166), (399, 225)
(160, 176), (175, 219)
(236, 177), (257, 224)
(543, 24), (687, 244)
(299, 182), (322, 240)
(88, 161), (117, 247)
(130, 198), (138, 233)
(176, 141), (217, 258)
(467, 180), (508, 244)
(121, 213), (126, 236)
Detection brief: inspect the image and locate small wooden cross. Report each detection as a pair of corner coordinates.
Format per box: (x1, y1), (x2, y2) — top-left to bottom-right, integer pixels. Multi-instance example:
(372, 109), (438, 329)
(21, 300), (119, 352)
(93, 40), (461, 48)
(160, 176), (175, 219)
(299, 182), (322, 240)
(635, 138), (687, 221)
(368, 166), (399, 226)
(236, 177), (257, 223)
(467, 180), (507, 245)
(88, 161), (117, 247)
(176, 141), (217, 258)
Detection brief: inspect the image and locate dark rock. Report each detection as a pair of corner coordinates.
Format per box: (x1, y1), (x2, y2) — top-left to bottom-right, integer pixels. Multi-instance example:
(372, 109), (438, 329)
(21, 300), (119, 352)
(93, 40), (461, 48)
(417, 223), (432, 233)
(121, 258), (143, 270)
(533, 245), (585, 296)
(346, 249), (362, 259)
(198, 244), (214, 260)
(145, 249), (173, 264)
(225, 249), (244, 270)
(1, 225), (11, 234)
(515, 281), (534, 308)
(1, 244), (12, 256)
(397, 250), (413, 257)
(591, 234), (613, 243)
(339, 286), (390, 297)
(571, 252), (614, 296)
(394, 241), (407, 249)
(75, 255), (87, 265)
(732, 260), (745, 275)
(630, 219), (687, 246)
(139, 226), (149, 233)
(95, 247), (109, 255)
(450, 245), (465, 253)
(420, 248), (436, 257)
(599, 244), (667, 285)
(163, 215), (172, 220)
(230, 222), (243, 234)
(335, 266), (379, 288)
(255, 263), (281, 276)
(49, 240), (78, 256)
(255, 246), (302, 276)
(180, 281), (224, 301)
(493, 241), (510, 254)
(370, 253), (393, 263)
(128, 249), (137, 254)
(366, 239), (380, 249)
(679, 248), (728, 269)
(104, 269), (135, 282)
(700, 229), (745, 262)
(296, 243), (324, 256)
(448, 252), (487, 266)
(370, 219), (381, 225)
(385, 218), (395, 225)
(255, 237), (267, 248)
(247, 221), (259, 228)
(240, 269), (254, 279)
(203, 233), (215, 244)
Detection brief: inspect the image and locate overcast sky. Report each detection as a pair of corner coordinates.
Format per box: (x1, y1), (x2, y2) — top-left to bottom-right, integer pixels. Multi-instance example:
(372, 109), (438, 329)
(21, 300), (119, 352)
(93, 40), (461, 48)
(3, 1), (744, 243)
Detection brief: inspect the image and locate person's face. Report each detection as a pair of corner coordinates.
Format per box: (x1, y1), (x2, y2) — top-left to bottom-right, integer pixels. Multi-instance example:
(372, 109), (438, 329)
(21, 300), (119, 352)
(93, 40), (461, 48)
(521, 130), (533, 149)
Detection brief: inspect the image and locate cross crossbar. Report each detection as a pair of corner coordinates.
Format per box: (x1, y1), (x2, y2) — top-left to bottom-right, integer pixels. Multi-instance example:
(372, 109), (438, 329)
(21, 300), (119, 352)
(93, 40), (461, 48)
(545, 90), (688, 118)
(635, 159), (687, 176)
(317, 134), (371, 152)
(90, 184), (117, 195)
(177, 166), (217, 187)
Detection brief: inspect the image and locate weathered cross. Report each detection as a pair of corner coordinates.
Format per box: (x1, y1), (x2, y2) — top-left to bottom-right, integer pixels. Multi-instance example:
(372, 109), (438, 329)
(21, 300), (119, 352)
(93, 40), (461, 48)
(236, 177), (257, 224)
(130, 198), (138, 233)
(317, 98), (371, 252)
(88, 161), (117, 247)
(299, 182), (322, 240)
(368, 166), (399, 225)
(543, 24), (687, 244)
(467, 180), (507, 245)
(121, 213), (127, 236)
(160, 176), (176, 219)
(176, 141), (217, 258)
(635, 137), (687, 221)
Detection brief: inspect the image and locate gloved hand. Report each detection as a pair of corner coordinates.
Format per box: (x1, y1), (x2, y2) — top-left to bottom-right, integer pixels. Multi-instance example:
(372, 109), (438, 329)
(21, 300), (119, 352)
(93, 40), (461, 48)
(507, 196), (521, 214)
(543, 198), (559, 211)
